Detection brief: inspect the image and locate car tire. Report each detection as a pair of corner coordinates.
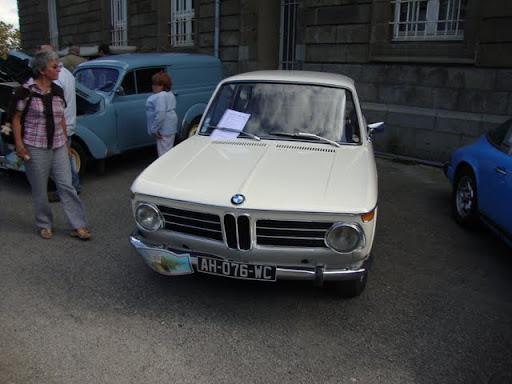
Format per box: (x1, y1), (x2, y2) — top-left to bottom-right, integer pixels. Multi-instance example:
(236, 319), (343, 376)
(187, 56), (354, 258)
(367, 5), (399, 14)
(452, 167), (479, 227)
(187, 122), (199, 138)
(326, 272), (368, 298)
(70, 139), (87, 177)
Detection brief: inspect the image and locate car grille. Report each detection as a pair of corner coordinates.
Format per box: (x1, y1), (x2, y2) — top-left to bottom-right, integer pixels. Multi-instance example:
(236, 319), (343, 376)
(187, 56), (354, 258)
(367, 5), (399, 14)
(157, 205), (331, 249)
(158, 206), (223, 241)
(256, 220), (331, 248)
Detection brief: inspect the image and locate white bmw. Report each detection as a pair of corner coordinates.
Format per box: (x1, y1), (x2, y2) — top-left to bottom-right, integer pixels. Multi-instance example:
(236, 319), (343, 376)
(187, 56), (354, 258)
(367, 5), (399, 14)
(130, 70), (384, 298)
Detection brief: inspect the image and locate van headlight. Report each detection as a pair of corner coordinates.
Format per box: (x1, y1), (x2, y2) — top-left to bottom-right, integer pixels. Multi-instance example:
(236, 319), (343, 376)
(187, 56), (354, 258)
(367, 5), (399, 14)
(325, 223), (365, 253)
(135, 203), (164, 232)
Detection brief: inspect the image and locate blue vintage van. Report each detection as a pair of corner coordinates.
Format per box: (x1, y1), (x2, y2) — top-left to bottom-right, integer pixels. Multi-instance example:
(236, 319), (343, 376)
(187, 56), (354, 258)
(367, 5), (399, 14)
(0, 52), (223, 174)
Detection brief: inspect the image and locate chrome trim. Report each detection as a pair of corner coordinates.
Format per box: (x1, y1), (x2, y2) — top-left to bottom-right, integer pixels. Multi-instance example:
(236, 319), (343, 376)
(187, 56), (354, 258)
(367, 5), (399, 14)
(222, 212), (253, 251)
(325, 222), (366, 253)
(130, 229), (371, 283)
(134, 202), (164, 232)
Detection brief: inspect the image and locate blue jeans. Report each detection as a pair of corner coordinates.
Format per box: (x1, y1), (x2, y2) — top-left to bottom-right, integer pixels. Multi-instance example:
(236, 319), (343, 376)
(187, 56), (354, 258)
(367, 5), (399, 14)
(24, 144), (88, 230)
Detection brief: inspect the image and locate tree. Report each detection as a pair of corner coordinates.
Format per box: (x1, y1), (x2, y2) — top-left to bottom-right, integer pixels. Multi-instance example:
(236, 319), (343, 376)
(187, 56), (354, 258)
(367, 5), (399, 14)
(0, 21), (21, 59)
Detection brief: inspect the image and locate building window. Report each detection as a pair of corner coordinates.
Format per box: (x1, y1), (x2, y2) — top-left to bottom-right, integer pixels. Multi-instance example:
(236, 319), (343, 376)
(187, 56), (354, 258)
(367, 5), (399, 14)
(390, 0), (467, 41)
(279, 0), (300, 70)
(111, 0), (128, 46)
(48, 0), (59, 49)
(169, 0), (195, 47)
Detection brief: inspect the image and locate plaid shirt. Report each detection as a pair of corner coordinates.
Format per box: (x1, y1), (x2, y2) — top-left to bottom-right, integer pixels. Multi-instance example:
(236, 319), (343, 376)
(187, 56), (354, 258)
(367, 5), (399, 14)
(16, 78), (67, 149)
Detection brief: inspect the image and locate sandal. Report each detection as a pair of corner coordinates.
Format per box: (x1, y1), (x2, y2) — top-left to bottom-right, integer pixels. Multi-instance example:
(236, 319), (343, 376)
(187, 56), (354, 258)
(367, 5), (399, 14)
(39, 228), (52, 239)
(70, 227), (91, 241)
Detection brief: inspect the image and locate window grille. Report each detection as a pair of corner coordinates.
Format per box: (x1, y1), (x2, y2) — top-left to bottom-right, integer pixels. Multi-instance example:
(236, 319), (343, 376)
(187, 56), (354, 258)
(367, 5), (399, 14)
(48, 0), (59, 49)
(390, 0), (466, 41)
(169, 0), (195, 47)
(111, 0), (128, 46)
(279, 0), (300, 70)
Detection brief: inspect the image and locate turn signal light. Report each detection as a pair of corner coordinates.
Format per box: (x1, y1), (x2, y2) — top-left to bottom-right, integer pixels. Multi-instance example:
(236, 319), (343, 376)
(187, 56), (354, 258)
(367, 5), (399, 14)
(360, 210), (375, 222)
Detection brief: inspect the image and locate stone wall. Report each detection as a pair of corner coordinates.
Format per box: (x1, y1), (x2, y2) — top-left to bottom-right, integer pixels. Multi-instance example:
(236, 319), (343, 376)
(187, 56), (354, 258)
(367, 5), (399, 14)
(305, 62), (512, 162)
(127, 0), (160, 51)
(300, 0), (512, 163)
(19, 0), (110, 52)
(57, 0), (105, 47)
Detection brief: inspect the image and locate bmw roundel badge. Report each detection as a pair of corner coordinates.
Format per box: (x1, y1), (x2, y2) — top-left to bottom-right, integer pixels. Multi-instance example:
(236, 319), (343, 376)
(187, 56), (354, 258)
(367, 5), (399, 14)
(231, 194), (245, 205)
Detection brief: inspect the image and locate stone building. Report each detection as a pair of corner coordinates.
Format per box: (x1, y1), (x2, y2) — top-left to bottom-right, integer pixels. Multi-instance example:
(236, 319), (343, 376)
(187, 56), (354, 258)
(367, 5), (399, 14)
(17, 0), (512, 162)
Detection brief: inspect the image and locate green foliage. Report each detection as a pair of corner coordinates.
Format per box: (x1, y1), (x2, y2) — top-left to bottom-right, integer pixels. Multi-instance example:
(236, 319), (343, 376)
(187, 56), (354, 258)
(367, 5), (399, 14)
(0, 21), (21, 59)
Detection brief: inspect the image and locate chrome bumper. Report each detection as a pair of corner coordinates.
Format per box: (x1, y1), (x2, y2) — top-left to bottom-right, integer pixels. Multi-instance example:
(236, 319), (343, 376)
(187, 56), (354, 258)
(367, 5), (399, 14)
(130, 229), (372, 284)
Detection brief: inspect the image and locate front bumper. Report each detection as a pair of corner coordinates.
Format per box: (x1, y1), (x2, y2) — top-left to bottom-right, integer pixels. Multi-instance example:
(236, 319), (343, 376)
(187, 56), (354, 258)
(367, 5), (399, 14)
(130, 228), (372, 285)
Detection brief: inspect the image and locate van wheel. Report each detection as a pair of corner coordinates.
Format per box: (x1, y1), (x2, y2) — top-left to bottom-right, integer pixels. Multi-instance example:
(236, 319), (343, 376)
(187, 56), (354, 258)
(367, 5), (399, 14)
(187, 122), (199, 138)
(70, 140), (87, 177)
(326, 272), (368, 298)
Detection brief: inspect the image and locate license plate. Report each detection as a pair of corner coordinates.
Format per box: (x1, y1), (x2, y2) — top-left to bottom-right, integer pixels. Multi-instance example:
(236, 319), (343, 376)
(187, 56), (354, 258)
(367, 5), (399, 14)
(197, 257), (276, 281)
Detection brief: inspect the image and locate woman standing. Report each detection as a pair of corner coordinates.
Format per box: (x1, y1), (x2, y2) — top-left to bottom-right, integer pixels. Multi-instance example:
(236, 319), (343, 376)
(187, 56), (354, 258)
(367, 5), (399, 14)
(12, 50), (91, 240)
(145, 72), (178, 157)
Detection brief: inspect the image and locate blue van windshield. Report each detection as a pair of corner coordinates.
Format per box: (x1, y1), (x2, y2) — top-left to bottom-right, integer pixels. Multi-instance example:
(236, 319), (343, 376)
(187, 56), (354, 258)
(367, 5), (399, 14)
(75, 68), (119, 92)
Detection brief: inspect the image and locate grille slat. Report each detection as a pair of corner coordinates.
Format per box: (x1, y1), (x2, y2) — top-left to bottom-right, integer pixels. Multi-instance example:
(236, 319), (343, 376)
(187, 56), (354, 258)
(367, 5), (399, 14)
(157, 205), (332, 249)
(162, 212), (220, 230)
(158, 205), (222, 241)
(256, 219), (332, 248)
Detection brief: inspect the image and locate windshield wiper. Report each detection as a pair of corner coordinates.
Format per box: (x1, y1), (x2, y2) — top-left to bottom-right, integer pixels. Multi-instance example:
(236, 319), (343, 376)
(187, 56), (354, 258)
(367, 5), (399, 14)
(269, 131), (340, 148)
(209, 126), (261, 141)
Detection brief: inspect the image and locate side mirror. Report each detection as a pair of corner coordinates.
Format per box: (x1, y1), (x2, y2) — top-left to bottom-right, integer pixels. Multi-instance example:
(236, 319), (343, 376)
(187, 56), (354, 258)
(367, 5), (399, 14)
(367, 122), (385, 139)
(115, 86), (125, 96)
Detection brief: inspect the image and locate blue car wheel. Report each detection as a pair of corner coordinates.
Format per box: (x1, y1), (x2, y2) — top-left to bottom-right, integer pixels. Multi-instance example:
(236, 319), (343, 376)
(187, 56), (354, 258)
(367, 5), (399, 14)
(453, 167), (479, 227)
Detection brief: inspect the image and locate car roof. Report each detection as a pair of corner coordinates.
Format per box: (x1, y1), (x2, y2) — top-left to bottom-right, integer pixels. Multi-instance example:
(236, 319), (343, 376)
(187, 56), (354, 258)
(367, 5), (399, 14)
(75, 53), (220, 71)
(221, 70), (356, 90)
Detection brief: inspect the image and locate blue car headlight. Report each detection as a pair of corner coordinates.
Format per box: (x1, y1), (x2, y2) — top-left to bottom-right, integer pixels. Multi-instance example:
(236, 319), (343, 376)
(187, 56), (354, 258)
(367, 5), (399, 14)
(135, 203), (164, 232)
(325, 223), (365, 253)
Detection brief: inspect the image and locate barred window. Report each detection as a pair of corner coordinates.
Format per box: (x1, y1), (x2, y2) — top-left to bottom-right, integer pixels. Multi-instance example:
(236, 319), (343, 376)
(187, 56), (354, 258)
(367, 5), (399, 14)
(390, 0), (467, 41)
(169, 0), (195, 47)
(279, 0), (300, 70)
(111, 0), (128, 46)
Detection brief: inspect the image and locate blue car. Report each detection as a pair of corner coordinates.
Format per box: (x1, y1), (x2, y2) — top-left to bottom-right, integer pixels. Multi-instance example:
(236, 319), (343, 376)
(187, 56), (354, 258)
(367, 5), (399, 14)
(444, 118), (512, 247)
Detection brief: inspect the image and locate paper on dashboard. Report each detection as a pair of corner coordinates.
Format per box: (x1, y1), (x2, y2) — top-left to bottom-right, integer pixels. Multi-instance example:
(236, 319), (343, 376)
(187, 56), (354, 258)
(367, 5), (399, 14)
(211, 109), (251, 139)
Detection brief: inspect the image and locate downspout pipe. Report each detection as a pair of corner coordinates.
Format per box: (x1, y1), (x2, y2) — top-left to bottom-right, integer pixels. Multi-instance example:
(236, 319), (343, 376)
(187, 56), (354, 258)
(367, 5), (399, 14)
(214, 0), (220, 58)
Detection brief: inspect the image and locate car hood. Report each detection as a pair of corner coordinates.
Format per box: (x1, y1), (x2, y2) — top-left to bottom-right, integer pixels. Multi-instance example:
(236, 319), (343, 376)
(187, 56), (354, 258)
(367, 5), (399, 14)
(0, 51), (32, 83)
(75, 82), (103, 105)
(131, 136), (378, 213)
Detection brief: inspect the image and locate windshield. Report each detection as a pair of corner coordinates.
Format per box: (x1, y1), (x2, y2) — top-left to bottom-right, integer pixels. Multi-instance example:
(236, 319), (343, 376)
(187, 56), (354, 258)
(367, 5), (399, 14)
(199, 82), (361, 144)
(75, 68), (119, 92)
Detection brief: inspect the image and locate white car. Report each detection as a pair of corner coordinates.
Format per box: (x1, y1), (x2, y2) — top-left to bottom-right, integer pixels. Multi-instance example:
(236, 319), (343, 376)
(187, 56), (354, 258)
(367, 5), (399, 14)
(130, 70), (384, 298)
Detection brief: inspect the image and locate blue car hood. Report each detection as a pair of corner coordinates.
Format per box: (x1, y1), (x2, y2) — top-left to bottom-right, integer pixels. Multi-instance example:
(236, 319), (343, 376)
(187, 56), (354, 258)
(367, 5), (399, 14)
(75, 82), (103, 105)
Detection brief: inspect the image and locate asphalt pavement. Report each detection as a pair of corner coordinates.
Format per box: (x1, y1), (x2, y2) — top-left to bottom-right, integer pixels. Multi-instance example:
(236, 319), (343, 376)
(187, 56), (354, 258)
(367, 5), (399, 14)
(1, 149), (511, 384)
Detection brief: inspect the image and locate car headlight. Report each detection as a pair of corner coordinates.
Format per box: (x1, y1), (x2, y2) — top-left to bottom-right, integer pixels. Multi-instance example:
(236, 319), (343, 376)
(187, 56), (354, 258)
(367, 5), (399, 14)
(325, 223), (365, 253)
(135, 203), (164, 232)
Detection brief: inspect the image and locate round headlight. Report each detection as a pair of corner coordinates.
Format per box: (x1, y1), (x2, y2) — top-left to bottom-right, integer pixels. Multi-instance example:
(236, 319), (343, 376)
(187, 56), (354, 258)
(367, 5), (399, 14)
(135, 203), (163, 232)
(325, 223), (365, 253)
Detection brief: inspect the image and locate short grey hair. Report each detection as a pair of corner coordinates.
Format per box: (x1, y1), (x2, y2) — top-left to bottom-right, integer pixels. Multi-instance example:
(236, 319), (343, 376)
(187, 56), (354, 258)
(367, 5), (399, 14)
(31, 50), (59, 78)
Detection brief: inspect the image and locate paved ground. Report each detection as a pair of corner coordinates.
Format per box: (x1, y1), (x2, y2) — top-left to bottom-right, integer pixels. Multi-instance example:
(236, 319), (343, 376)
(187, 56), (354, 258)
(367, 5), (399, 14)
(1, 150), (511, 384)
